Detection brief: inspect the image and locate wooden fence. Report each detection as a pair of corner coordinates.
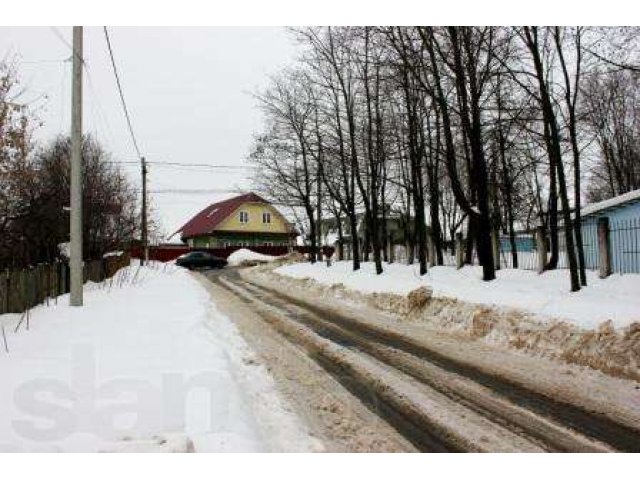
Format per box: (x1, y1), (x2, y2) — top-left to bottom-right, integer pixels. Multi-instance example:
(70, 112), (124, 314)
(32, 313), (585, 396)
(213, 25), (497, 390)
(0, 252), (131, 315)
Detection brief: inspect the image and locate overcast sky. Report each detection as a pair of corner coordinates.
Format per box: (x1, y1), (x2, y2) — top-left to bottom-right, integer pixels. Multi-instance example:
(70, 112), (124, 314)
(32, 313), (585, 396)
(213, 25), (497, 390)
(0, 26), (297, 238)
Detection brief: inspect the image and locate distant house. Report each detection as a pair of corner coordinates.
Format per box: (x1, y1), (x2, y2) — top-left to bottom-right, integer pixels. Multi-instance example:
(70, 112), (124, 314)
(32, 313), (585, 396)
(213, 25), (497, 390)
(174, 192), (297, 248)
(319, 211), (420, 261)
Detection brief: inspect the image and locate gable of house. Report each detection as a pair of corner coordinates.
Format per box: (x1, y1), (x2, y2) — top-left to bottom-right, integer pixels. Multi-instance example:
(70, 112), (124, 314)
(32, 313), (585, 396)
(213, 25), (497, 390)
(215, 202), (290, 233)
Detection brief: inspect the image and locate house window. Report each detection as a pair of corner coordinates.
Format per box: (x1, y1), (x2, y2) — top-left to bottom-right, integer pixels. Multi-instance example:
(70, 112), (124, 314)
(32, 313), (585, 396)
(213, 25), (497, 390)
(239, 211), (249, 223)
(262, 212), (271, 224)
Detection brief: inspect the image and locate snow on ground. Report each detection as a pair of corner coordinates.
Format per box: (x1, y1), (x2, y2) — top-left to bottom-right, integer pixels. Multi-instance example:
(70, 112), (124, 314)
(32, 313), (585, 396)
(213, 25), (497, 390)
(275, 261), (640, 330)
(0, 262), (315, 452)
(227, 248), (278, 267)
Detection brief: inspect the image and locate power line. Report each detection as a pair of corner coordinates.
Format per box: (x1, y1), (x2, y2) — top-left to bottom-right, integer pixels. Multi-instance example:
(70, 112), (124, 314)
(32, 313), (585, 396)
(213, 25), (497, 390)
(47, 27), (116, 147)
(148, 188), (243, 194)
(102, 27), (149, 264)
(49, 26), (73, 51)
(150, 161), (251, 169)
(103, 26), (143, 160)
(84, 62), (118, 147)
(104, 161), (142, 165)
(18, 58), (68, 64)
(104, 160), (252, 169)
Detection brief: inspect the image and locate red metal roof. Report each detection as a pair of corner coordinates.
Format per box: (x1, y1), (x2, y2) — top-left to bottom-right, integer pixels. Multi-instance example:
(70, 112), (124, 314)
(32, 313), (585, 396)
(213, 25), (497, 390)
(175, 192), (288, 240)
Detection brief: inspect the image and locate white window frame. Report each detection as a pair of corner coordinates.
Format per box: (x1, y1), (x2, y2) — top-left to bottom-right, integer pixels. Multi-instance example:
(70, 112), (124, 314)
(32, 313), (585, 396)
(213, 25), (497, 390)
(262, 212), (271, 224)
(239, 211), (249, 224)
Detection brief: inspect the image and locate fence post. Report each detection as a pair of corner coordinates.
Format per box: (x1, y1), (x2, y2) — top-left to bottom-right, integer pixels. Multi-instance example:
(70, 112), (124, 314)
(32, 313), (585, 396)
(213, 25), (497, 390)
(491, 229), (501, 271)
(535, 226), (546, 274)
(598, 217), (612, 278)
(455, 233), (464, 269)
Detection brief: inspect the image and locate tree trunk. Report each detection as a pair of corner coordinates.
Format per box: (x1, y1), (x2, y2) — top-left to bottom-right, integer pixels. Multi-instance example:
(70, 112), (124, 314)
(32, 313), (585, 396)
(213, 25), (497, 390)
(306, 204), (317, 264)
(348, 206), (360, 270)
(545, 119), (559, 270)
(336, 215), (344, 261)
(555, 26), (587, 286)
(525, 26), (579, 291)
(381, 203), (389, 263)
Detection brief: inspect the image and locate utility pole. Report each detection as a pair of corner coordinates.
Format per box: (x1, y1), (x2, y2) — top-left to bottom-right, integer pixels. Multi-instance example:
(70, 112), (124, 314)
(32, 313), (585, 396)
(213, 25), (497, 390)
(141, 157), (148, 266)
(70, 26), (83, 307)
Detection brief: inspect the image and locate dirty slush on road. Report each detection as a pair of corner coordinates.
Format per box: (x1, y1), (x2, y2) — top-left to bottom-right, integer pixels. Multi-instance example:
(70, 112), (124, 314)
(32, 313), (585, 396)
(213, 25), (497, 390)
(197, 269), (415, 452)
(195, 265), (640, 453)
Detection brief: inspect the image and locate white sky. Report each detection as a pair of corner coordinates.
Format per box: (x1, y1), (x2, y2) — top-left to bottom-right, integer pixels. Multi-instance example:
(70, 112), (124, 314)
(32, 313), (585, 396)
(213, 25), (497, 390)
(0, 26), (296, 238)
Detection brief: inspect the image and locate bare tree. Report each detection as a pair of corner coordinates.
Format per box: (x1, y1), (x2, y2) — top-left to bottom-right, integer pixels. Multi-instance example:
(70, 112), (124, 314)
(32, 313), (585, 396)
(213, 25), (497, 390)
(251, 70), (320, 262)
(582, 69), (640, 200)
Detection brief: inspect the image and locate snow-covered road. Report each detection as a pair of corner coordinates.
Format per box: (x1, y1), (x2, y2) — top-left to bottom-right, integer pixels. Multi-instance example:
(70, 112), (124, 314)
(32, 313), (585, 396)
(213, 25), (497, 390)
(221, 266), (640, 452)
(0, 262), (316, 452)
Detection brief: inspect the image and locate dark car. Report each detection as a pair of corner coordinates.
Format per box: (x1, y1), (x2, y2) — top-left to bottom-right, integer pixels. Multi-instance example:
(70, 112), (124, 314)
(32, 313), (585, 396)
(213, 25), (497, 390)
(175, 251), (227, 270)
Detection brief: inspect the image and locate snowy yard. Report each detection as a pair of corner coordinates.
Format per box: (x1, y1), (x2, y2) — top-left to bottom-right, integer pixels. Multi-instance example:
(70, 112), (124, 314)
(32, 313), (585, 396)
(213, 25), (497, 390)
(275, 261), (640, 330)
(0, 263), (314, 452)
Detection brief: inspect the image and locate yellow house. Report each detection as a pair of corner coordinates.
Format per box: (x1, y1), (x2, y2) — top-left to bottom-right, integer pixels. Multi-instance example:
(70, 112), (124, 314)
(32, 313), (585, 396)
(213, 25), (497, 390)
(176, 192), (296, 248)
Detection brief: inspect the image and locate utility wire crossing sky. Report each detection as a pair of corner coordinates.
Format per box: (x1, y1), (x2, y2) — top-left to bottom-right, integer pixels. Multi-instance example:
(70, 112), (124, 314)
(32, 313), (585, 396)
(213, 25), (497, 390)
(1, 26), (296, 237)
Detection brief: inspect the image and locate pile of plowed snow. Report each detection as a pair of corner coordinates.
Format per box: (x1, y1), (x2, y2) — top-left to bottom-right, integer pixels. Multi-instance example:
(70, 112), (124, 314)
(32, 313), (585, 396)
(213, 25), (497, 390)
(227, 248), (279, 267)
(275, 261), (640, 329)
(265, 261), (640, 381)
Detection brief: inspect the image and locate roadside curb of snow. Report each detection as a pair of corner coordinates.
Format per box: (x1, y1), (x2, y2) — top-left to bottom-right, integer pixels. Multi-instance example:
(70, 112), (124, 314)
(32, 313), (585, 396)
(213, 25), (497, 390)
(249, 264), (640, 383)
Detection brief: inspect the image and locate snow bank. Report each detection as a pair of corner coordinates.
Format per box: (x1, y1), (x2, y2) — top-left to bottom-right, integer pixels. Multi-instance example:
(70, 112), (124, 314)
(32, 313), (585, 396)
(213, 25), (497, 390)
(227, 248), (278, 267)
(0, 262), (313, 452)
(266, 261), (640, 381)
(275, 261), (640, 330)
(102, 250), (124, 258)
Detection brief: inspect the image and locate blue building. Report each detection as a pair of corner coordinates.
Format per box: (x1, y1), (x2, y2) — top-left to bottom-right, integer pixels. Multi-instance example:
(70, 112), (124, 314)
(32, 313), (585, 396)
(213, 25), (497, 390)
(579, 189), (640, 274)
(499, 235), (535, 253)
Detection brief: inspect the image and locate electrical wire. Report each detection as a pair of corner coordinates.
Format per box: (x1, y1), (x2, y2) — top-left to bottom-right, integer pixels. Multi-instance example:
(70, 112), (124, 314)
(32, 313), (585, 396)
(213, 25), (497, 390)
(48, 28), (253, 211)
(104, 159), (251, 169)
(149, 161), (250, 169)
(103, 26), (143, 160)
(49, 27), (73, 51)
(84, 62), (118, 147)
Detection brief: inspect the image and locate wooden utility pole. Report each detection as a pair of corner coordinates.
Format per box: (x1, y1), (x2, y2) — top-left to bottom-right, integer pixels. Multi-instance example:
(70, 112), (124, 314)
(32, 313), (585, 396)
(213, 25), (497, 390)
(70, 26), (83, 307)
(141, 157), (148, 266)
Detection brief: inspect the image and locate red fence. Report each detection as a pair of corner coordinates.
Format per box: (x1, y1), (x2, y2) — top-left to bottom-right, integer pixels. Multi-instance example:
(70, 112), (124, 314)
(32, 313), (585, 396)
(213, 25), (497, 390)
(130, 244), (334, 263)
